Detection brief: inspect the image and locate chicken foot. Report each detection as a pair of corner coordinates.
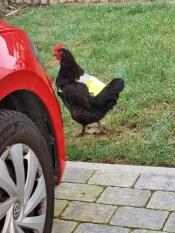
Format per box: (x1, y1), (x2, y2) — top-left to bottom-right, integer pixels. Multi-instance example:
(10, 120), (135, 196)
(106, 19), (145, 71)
(97, 122), (108, 135)
(78, 123), (108, 136)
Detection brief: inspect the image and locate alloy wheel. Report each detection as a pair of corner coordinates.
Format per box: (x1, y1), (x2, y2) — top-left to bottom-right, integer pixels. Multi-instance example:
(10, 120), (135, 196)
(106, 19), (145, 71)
(0, 144), (47, 233)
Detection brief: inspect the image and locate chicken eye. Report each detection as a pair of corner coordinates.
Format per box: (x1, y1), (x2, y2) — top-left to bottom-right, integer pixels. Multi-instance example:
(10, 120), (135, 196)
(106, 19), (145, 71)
(58, 50), (62, 54)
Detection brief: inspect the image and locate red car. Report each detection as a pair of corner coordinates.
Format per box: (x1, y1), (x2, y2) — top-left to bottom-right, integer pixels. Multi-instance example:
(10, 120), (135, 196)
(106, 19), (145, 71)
(0, 20), (66, 232)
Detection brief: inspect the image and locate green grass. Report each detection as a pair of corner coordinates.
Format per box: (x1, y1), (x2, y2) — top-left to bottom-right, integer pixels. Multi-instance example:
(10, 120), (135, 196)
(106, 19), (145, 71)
(7, 1), (175, 166)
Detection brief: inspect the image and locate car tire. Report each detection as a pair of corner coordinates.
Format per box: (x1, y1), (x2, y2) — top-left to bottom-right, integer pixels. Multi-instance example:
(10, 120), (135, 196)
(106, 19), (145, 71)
(0, 110), (54, 233)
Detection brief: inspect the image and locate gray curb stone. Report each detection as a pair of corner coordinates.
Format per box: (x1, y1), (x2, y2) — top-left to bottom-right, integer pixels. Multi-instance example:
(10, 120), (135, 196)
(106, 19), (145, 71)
(147, 191), (175, 211)
(110, 207), (168, 230)
(163, 213), (175, 232)
(74, 223), (129, 233)
(97, 187), (151, 207)
(135, 174), (175, 191)
(132, 230), (168, 233)
(61, 201), (117, 223)
(55, 183), (103, 202)
(52, 219), (78, 233)
(62, 167), (94, 184)
(66, 161), (175, 175)
(54, 200), (69, 217)
(88, 171), (139, 187)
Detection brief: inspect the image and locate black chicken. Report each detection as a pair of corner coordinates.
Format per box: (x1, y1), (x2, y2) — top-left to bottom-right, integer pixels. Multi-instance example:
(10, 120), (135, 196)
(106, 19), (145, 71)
(53, 44), (125, 135)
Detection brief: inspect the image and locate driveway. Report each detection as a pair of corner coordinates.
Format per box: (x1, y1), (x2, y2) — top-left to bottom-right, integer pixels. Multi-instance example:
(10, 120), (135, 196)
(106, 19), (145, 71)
(52, 161), (175, 233)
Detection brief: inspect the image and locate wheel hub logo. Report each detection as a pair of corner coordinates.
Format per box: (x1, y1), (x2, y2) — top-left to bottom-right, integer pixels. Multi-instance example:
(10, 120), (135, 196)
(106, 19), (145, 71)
(13, 203), (21, 219)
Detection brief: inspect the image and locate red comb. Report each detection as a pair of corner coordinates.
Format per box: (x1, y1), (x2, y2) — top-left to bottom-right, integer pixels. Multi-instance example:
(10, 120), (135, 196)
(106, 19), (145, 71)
(53, 43), (64, 52)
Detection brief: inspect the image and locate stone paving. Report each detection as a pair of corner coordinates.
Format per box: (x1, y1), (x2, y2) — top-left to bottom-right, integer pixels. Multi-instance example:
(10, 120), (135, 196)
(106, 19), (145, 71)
(52, 161), (175, 233)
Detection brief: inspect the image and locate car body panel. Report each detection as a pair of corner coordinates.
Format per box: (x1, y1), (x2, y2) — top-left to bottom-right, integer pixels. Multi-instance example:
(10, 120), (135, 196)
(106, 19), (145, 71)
(0, 20), (66, 184)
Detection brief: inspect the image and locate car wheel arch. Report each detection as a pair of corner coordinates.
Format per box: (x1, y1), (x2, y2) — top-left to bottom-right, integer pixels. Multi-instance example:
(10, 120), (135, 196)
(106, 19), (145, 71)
(0, 89), (59, 183)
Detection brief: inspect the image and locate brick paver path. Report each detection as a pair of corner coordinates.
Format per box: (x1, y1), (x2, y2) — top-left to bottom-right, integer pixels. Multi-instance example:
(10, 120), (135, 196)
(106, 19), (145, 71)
(52, 162), (175, 233)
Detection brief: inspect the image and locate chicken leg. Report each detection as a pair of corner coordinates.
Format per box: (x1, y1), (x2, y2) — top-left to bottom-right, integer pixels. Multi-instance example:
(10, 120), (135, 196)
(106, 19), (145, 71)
(79, 125), (86, 136)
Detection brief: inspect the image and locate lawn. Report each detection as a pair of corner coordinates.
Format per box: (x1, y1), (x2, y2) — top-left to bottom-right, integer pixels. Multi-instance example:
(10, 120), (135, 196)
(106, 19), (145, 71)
(7, 1), (175, 166)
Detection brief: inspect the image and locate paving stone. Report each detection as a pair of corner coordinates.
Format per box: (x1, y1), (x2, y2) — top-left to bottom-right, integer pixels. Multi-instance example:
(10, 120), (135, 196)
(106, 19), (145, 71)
(147, 191), (175, 211)
(61, 201), (117, 223)
(54, 199), (68, 217)
(74, 223), (129, 233)
(49, 0), (58, 3)
(133, 230), (167, 233)
(52, 219), (77, 233)
(135, 174), (175, 191)
(164, 213), (175, 232)
(110, 207), (168, 230)
(62, 167), (93, 184)
(55, 183), (103, 202)
(40, 0), (48, 4)
(97, 187), (151, 207)
(88, 171), (139, 187)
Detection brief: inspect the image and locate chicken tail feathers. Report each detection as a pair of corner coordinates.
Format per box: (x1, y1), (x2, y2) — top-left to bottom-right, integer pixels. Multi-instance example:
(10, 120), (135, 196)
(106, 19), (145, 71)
(91, 78), (125, 112)
(105, 78), (124, 97)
